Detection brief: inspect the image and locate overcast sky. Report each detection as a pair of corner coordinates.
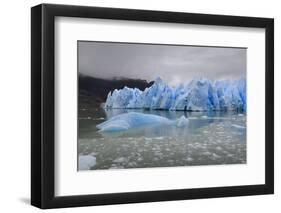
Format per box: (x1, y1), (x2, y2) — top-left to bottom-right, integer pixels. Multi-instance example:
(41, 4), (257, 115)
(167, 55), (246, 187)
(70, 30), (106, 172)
(78, 41), (246, 87)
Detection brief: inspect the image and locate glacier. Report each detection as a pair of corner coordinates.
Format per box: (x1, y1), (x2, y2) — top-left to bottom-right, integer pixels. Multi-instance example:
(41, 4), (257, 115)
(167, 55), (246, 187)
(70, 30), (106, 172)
(96, 112), (188, 132)
(104, 77), (246, 111)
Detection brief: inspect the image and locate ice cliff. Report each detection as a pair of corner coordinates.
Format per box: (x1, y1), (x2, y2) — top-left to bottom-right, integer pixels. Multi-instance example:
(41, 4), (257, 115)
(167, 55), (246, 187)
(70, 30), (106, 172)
(104, 77), (246, 111)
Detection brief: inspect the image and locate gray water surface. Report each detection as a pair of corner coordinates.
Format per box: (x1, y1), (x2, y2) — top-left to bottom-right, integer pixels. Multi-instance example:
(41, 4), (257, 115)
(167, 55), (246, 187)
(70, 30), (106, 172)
(78, 107), (246, 170)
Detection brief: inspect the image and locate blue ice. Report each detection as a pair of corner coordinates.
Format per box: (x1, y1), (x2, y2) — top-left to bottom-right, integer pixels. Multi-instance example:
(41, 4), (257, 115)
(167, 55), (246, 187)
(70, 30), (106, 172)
(96, 112), (188, 132)
(104, 77), (246, 112)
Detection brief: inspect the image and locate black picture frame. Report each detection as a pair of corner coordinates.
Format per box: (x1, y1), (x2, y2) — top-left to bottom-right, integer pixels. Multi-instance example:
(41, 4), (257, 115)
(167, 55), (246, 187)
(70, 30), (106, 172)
(31, 3), (274, 209)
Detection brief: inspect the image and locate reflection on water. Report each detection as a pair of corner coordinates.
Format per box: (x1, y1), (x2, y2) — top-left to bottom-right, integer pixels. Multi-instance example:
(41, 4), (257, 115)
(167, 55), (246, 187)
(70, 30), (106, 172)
(78, 107), (246, 170)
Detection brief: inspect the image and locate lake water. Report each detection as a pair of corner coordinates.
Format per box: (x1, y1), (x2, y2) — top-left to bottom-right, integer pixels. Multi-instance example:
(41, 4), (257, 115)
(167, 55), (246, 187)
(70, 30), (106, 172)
(78, 106), (246, 170)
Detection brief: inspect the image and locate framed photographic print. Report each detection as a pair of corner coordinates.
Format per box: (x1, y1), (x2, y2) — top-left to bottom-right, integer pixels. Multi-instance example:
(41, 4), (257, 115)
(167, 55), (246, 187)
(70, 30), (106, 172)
(31, 3), (274, 209)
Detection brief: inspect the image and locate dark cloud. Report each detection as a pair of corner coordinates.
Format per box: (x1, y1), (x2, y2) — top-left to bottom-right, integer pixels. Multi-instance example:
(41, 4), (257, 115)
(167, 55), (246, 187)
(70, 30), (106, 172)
(78, 41), (246, 86)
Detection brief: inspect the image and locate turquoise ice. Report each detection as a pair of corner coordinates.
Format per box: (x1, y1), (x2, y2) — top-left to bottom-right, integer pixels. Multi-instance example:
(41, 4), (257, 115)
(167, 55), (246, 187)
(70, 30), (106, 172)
(104, 77), (246, 111)
(96, 112), (188, 132)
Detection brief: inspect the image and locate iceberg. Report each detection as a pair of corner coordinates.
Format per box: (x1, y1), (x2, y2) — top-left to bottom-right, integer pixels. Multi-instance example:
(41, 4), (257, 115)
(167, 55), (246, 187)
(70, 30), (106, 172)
(104, 77), (246, 111)
(96, 112), (188, 132)
(79, 155), (96, 170)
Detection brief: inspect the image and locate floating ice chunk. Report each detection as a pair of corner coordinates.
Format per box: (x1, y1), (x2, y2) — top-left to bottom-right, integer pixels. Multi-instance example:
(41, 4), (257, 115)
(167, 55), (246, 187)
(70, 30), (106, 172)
(154, 136), (164, 140)
(97, 112), (171, 132)
(113, 157), (127, 163)
(231, 124), (246, 129)
(96, 112), (188, 132)
(216, 146), (223, 151)
(175, 115), (189, 127)
(186, 157), (194, 162)
(211, 153), (221, 159)
(97, 120), (130, 132)
(79, 155), (96, 170)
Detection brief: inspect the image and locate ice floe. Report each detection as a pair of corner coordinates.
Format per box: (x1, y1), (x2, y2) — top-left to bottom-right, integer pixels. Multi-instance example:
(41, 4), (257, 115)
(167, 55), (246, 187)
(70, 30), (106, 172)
(96, 112), (188, 132)
(78, 155), (96, 170)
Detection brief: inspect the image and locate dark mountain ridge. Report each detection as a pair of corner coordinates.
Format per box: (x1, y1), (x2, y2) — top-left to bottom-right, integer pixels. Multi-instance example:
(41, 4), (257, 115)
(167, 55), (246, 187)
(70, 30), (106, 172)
(79, 74), (154, 102)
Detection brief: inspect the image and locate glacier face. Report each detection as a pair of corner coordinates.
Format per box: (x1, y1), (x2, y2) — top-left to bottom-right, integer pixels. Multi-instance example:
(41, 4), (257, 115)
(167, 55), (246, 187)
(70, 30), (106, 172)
(104, 77), (246, 111)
